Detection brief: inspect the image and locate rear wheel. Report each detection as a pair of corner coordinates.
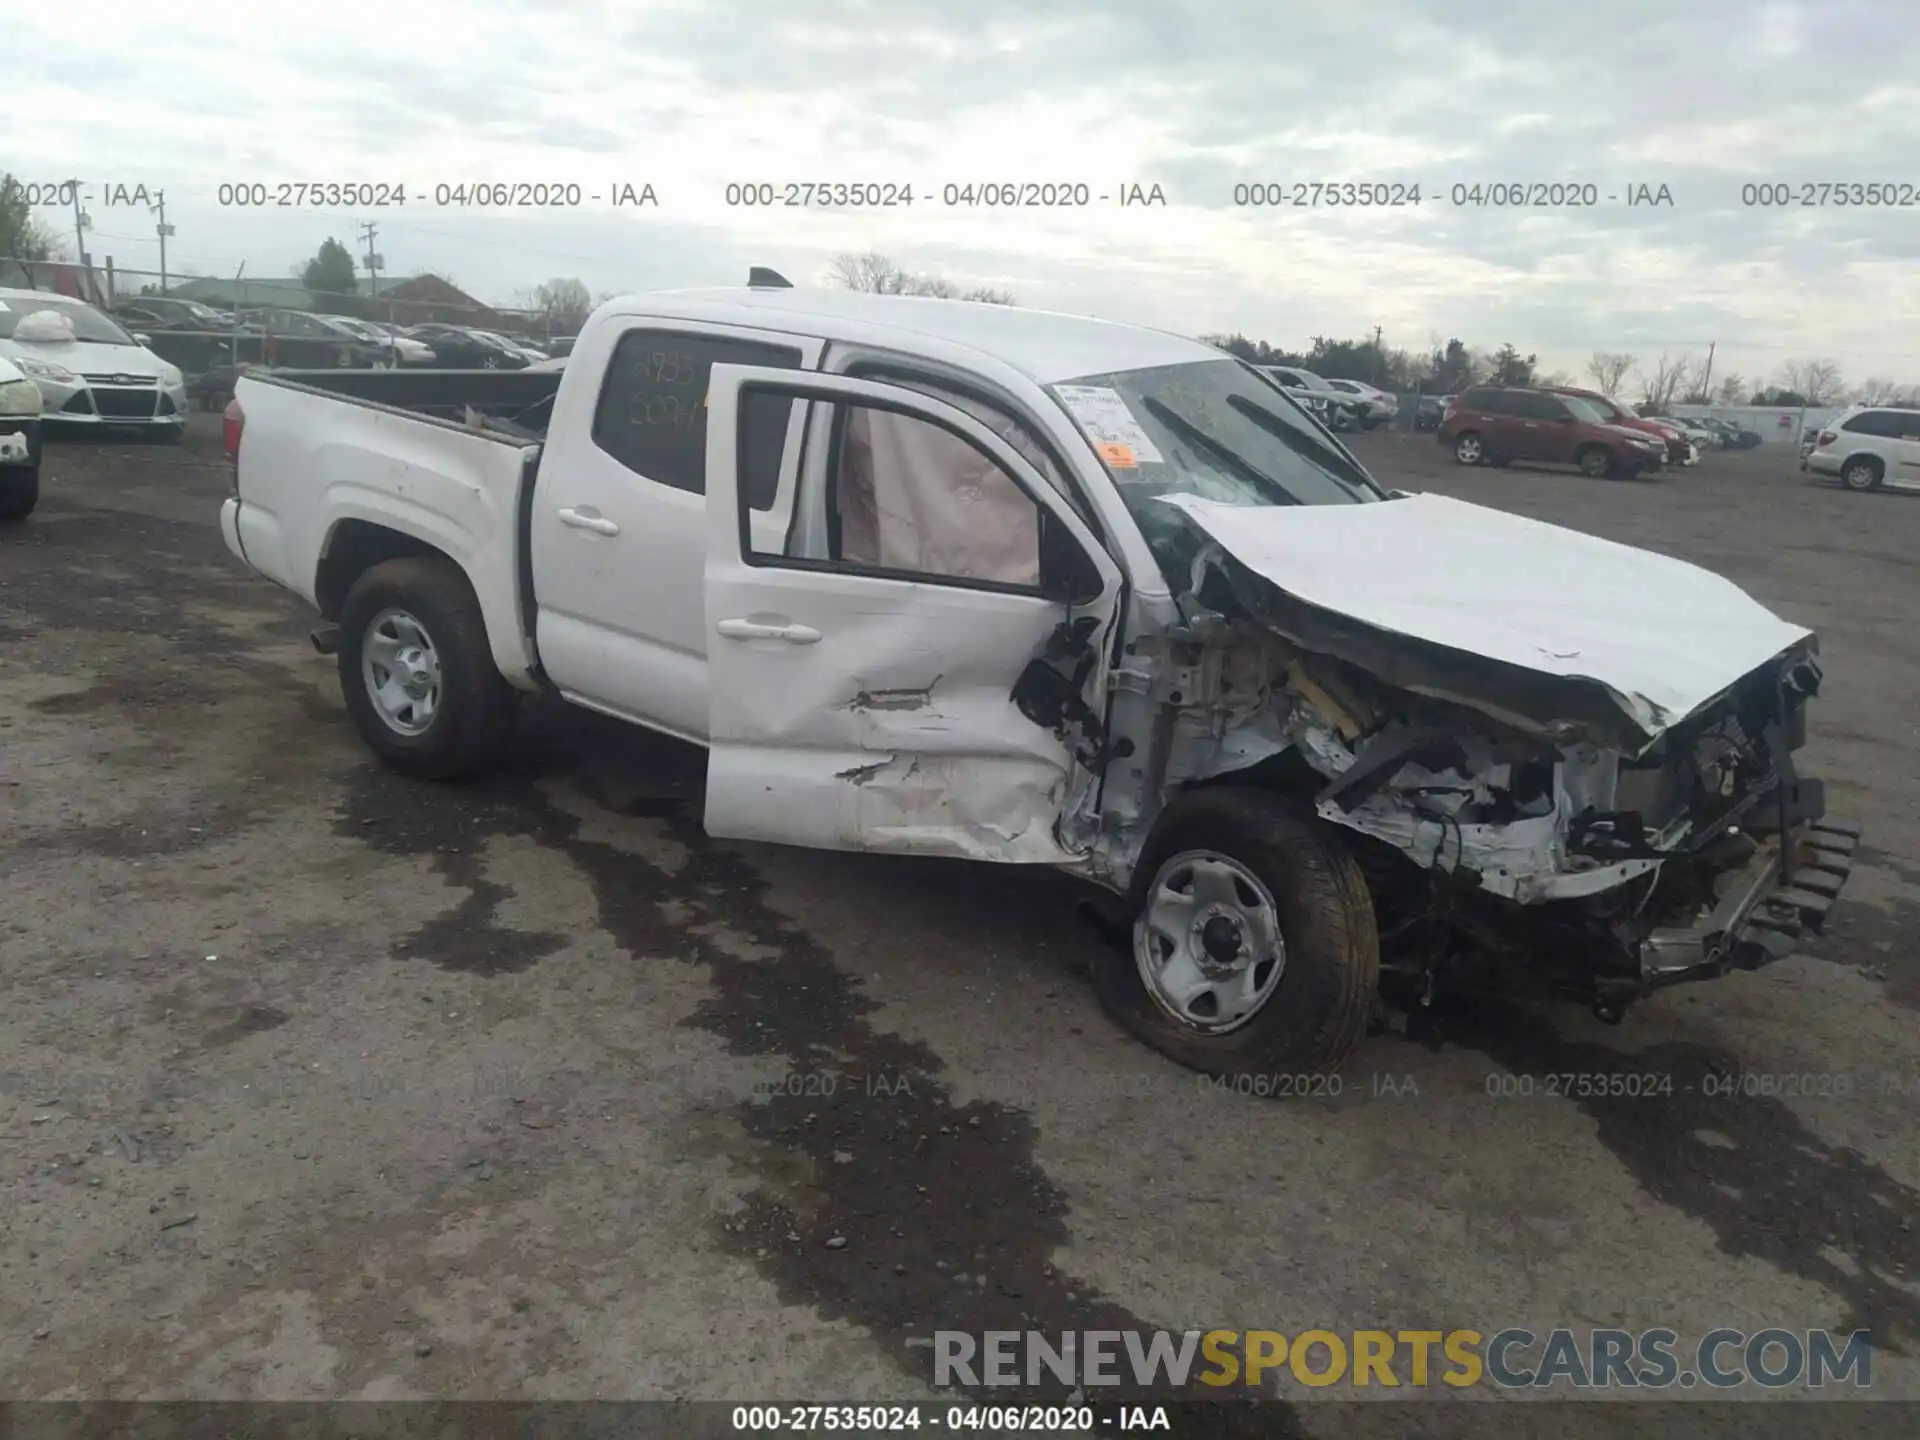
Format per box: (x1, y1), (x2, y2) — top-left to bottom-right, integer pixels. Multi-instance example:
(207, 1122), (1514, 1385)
(1452, 432), (1485, 465)
(1841, 456), (1884, 491)
(0, 464), (39, 521)
(337, 556), (519, 779)
(1576, 445), (1615, 479)
(1094, 790), (1380, 1083)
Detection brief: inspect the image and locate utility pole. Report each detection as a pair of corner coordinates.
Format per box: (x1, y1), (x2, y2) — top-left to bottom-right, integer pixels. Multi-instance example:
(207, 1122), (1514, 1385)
(152, 189), (174, 293)
(359, 222), (382, 300)
(1699, 341), (1716, 404)
(68, 178), (91, 265)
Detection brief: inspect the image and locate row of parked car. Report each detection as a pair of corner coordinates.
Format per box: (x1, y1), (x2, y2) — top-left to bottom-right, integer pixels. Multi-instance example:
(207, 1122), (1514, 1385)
(1255, 365), (1398, 431)
(107, 295), (570, 386)
(1427, 384), (1770, 478)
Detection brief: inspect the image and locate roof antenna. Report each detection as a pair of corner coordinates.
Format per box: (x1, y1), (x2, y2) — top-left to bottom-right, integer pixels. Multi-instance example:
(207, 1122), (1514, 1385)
(747, 267), (792, 289)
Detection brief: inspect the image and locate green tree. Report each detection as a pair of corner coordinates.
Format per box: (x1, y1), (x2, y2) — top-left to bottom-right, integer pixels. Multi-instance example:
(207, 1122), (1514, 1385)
(1426, 338), (1476, 393)
(301, 238), (358, 301)
(1, 174), (62, 260)
(1485, 343), (1537, 387)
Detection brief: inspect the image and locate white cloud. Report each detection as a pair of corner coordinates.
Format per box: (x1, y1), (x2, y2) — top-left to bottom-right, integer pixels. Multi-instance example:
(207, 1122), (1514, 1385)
(2, 0), (1916, 385)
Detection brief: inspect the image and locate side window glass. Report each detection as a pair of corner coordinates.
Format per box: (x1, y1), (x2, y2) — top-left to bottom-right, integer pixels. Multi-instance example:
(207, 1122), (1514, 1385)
(745, 400), (1043, 589)
(592, 330), (803, 506)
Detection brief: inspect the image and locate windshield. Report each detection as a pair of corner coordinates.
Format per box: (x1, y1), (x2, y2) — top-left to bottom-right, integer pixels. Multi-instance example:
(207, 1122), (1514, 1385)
(1562, 395), (1610, 424)
(1050, 358), (1382, 583)
(0, 296), (136, 345)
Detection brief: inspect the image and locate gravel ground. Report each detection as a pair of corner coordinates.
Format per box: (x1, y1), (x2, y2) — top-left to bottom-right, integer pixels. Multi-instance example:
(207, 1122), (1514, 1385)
(3, 415), (1917, 1431)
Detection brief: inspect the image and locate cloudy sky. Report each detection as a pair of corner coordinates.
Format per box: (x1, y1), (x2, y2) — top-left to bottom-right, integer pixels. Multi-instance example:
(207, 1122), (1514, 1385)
(6, 0), (1916, 391)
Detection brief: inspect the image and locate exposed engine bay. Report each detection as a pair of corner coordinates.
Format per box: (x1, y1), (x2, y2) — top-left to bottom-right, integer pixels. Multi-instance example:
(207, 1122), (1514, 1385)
(1074, 498), (1860, 1023)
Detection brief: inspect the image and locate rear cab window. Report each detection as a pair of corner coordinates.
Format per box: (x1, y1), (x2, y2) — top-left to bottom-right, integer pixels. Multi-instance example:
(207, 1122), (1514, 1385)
(592, 329), (803, 508)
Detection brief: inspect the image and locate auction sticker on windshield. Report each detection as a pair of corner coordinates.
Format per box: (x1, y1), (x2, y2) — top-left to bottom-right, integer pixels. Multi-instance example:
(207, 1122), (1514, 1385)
(1096, 442), (1137, 468)
(1055, 384), (1165, 464)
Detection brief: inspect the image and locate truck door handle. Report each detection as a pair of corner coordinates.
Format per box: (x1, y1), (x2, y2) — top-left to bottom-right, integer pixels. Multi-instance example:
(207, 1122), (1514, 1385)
(557, 505), (620, 536)
(716, 618), (822, 644)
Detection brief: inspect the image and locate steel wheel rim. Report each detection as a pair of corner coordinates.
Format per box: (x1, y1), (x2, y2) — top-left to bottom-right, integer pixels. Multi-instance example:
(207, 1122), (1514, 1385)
(1581, 450), (1609, 477)
(361, 607), (442, 736)
(1134, 850), (1287, 1034)
(1844, 463), (1876, 490)
(1456, 436), (1481, 463)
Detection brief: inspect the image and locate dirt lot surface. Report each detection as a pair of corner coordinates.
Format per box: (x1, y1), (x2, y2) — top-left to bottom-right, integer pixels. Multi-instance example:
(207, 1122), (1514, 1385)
(4, 417), (1918, 1431)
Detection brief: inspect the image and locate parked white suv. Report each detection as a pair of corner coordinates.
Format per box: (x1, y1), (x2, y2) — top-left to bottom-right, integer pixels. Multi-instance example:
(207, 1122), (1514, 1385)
(1804, 403), (1920, 492)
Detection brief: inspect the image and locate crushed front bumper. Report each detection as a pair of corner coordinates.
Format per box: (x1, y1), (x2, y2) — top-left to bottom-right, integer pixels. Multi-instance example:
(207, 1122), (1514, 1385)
(1639, 819), (1861, 987)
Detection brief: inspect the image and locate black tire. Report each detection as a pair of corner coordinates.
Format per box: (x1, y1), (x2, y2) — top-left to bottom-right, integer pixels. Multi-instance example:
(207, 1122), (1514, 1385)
(337, 556), (518, 780)
(1576, 445), (1615, 479)
(1841, 455), (1884, 492)
(1452, 431), (1485, 466)
(1095, 789), (1380, 1082)
(0, 465), (39, 521)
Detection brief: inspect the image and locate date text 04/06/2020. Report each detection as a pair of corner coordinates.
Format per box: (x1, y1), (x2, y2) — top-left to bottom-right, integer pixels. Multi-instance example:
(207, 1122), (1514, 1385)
(1228, 181), (1676, 207)
(728, 1404), (1165, 1432)
(720, 182), (1168, 208)
(209, 181), (657, 207)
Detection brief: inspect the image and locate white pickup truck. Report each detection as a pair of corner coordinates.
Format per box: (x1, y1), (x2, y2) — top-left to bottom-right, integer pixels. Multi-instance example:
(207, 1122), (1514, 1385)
(221, 276), (1858, 1078)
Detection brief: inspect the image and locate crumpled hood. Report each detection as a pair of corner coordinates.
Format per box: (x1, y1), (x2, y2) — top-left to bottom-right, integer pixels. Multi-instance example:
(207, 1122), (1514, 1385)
(1158, 492), (1815, 751)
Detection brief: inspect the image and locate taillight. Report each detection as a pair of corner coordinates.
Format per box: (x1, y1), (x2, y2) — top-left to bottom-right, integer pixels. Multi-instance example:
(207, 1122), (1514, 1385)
(1815, 430), (1836, 447)
(222, 397), (244, 464)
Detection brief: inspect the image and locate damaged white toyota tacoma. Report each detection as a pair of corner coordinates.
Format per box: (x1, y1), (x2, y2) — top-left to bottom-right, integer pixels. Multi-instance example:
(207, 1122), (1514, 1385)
(219, 276), (1858, 1079)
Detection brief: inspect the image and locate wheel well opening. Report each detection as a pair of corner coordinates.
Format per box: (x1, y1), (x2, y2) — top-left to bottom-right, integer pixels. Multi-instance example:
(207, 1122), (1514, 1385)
(315, 522), (446, 620)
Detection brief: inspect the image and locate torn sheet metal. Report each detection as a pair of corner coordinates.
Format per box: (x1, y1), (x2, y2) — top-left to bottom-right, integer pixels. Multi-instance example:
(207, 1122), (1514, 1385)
(1157, 492), (1814, 751)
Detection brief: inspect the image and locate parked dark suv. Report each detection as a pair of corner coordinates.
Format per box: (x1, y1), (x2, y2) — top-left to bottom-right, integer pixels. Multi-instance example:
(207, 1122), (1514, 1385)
(1438, 386), (1668, 479)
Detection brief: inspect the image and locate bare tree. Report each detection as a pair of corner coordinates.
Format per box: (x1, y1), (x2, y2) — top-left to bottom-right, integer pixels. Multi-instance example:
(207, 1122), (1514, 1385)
(1679, 354), (1716, 405)
(1635, 351), (1692, 412)
(828, 251), (1013, 304)
(1778, 357), (1844, 405)
(1852, 376), (1920, 405)
(1537, 369), (1574, 388)
(520, 276), (593, 333)
(1713, 373), (1747, 405)
(1585, 351), (1636, 398)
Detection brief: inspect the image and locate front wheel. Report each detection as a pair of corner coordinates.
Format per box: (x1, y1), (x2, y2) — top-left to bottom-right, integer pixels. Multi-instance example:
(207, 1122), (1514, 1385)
(0, 464), (39, 521)
(337, 556), (519, 779)
(1452, 432), (1485, 465)
(1094, 790), (1380, 1082)
(1576, 445), (1615, 479)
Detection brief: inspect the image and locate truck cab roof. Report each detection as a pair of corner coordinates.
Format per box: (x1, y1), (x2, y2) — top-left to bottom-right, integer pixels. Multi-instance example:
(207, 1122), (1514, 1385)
(609, 286), (1221, 385)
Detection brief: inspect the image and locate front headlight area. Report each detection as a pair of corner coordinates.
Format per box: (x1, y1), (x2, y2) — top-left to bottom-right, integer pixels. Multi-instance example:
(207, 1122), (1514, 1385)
(14, 358), (75, 383)
(0, 377), (44, 415)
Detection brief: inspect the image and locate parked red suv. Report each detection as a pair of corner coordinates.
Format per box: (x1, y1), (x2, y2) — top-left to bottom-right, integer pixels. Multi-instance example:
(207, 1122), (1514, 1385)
(1438, 386), (1669, 478)
(1541, 386), (1695, 465)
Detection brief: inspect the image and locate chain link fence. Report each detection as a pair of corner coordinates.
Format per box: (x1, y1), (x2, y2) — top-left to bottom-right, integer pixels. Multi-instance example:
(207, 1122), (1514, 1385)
(1, 259), (584, 407)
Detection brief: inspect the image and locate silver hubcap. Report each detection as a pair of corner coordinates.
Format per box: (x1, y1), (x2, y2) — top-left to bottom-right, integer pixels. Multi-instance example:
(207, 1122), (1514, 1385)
(1845, 465), (1875, 489)
(361, 608), (442, 736)
(1134, 850), (1286, 1033)
(1582, 451), (1607, 475)
(1457, 437), (1481, 463)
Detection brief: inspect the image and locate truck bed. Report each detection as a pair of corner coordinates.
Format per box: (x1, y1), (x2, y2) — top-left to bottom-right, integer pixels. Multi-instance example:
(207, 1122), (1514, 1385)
(251, 367), (563, 441)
